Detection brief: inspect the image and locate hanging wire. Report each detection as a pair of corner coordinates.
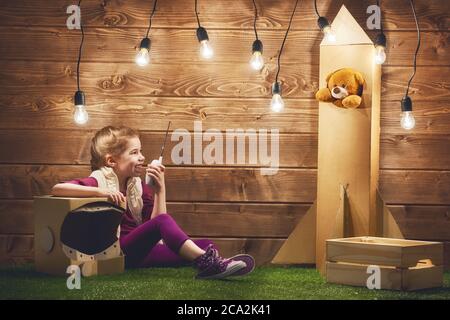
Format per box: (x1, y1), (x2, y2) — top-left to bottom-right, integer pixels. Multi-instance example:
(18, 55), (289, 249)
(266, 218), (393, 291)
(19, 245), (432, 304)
(252, 0), (259, 40)
(195, 0), (201, 27)
(76, 0), (84, 91)
(145, 0), (158, 38)
(314, 0), (320, 17)
(376, 0), (384, 33)
(405, 0), (421, 97)
(275, 0), (300, 83)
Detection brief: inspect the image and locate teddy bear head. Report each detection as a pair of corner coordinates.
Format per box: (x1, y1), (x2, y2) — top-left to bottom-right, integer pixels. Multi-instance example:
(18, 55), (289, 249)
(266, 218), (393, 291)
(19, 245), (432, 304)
(326, 68), (364, 100)
(315, 67), (365, 108)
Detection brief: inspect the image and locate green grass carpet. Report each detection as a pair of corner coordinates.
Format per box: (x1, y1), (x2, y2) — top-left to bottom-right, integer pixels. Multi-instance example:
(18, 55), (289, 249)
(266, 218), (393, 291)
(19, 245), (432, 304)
(1, 265), (449, 300)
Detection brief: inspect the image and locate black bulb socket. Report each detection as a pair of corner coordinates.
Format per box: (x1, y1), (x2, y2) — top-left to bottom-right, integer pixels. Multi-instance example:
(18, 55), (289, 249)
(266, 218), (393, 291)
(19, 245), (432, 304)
(196, 27), (209, 43)
(272, 82), (282, 95)
(252, 39), (263, 54)
(317, 16), (330, 31)
(74, 90), (85, 106)
(139, 37), (151, 51)
(401, 96), (412, 112)
(375, 33), (387, 48)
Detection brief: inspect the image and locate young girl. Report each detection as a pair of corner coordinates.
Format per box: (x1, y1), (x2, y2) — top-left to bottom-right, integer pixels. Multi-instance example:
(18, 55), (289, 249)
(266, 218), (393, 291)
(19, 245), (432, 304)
(51, 126), (254, 279)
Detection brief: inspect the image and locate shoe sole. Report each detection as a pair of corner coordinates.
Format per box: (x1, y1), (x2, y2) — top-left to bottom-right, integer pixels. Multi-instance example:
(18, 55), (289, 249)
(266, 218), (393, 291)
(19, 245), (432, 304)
(227, 254), (255, 276)
(196, 262), (246, 280)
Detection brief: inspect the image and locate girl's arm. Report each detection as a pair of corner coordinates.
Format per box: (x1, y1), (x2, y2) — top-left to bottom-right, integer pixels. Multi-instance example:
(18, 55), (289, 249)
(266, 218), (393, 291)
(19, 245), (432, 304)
(51, 183), (104, 197)
(51, 183), (126, 206)
(151, 187), (167, 219)
(146, 163), (167, 219)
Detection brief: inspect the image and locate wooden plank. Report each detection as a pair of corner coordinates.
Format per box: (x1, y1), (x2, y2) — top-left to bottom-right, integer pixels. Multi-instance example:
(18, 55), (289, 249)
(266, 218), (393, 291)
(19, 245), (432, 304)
(0, 234), (34, 262)
(0, 61), (319, 99)
(326, 261), (402, 289)
(0, 233), (449, 269)
(381, 100), (450, 135)
(0, 234), (284, 267)
(168, 202), (308, 237)
(0, 96), (448, 134)
(326, 237), (443, 268)
(0, 165), (318, 202)
(327, 239), (402, 267)
(1, 129), (449, 170)
(0, 0), (446, 31)
(128, 166), (315, 202)
(402, 264), (444, 291)
(3, 201), (450, 242)
(403, 243), (444, 267)
(0, 95), (319, 133)
(0, 200), (33, 234)
(0, 27), (447, 66)
(211, 238), (285, 266)
(0, 165), (449, 204)
(0, 129), (319, 169)
(379, 134), (450, 170)
(387, 206), (450, 240)
(380, 170), (450, 205)
(326, 261), (443, 290)
(0, 62), (448, 101)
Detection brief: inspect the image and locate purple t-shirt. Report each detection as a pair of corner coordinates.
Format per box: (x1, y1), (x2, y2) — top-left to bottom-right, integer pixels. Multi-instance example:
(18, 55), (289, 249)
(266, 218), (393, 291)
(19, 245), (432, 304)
(63, 177), (154, 237)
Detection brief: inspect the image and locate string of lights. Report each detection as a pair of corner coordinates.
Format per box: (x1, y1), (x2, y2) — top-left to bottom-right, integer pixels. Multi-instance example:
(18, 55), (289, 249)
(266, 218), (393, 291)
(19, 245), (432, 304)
(73, 0), (88, 125)
(314, 0), (336, 42)
(400, 0), (421, 130)
(135, 0), (158, 67)
(270, 0), (300, 113)
(195, 0), (214, 59)
(374, 0), (387, 64)
(250, 0), (264, 71)
(71, 1), (422, 127)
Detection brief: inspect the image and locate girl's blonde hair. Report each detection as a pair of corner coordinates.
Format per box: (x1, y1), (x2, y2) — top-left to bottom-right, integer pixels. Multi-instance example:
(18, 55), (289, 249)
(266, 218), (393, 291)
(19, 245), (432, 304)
(90, 126), (140, 171)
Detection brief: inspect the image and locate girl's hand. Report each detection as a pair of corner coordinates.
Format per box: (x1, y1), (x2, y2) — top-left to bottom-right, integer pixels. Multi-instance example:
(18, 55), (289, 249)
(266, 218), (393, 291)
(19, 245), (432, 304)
(98, 188), (126, 207)
(146, 161), (166, 194)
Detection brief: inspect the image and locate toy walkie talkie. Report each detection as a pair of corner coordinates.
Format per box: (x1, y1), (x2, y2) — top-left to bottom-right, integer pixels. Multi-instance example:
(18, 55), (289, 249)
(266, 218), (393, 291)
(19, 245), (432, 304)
(146, 121), (171, 187)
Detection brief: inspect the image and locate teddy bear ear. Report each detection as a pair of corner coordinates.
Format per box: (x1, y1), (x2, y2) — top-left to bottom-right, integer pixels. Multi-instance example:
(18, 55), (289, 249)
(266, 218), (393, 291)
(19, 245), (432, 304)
(325, 70), (337, 89)
(326, 68), (342, 83)
(354, 71), (365, 85)
(325, 71), (334, 83)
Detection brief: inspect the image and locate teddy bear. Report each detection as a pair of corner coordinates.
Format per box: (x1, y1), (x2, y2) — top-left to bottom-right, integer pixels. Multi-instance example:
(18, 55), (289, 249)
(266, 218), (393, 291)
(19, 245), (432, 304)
(315, 68), (365, 108)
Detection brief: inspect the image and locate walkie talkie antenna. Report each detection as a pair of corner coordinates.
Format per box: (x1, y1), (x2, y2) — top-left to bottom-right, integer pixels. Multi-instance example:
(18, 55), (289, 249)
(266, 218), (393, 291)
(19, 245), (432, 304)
(159, 121), (171, 159)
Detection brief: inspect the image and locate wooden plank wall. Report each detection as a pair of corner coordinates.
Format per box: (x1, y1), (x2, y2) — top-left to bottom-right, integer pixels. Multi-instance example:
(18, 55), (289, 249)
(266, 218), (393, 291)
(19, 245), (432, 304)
(0, 0), (449, 268)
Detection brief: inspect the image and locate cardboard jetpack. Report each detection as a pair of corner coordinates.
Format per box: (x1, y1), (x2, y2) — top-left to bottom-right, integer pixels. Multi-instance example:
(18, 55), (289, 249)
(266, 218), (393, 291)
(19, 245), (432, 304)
(34, 196), (126, 276)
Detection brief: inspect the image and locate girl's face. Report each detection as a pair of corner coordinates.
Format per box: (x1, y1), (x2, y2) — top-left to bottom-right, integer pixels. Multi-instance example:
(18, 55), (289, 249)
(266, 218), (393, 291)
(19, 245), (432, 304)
(112, 136), (146, 178)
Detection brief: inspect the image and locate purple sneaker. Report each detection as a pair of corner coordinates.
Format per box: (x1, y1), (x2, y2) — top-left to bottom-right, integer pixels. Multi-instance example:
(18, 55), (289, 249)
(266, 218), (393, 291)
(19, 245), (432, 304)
(226, 254), (255, 276)
(194, 244), (247, 280)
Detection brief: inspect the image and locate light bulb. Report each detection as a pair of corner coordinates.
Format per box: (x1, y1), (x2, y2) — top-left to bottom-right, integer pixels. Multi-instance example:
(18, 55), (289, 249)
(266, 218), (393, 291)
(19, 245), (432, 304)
(135, 48), (150, 67)
(200, 40), (213, 59)
(250, 51), (264, 70)
(323, 25), (336, 42)
(400, 111), (415, 130)
(135, 37), (151, 67)
(374, 46), (386, 64)
(270, 94), (284, 112)
(74, 105), (88, 125)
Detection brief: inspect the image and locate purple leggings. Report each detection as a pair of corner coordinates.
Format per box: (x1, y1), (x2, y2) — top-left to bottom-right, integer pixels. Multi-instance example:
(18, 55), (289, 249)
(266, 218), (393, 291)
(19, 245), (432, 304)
(119, 213), (216, 268)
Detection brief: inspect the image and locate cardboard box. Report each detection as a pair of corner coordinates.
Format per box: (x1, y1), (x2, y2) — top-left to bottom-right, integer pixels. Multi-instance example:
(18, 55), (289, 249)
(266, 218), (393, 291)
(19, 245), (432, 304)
(326, 236), (443, 290)
(71, 254), (125, 277)
(34, 196), (125, 276)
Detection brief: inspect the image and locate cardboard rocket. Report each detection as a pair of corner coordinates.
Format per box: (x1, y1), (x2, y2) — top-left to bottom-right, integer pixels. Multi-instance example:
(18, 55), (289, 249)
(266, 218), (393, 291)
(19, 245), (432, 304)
(272, 5), (399, 274)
